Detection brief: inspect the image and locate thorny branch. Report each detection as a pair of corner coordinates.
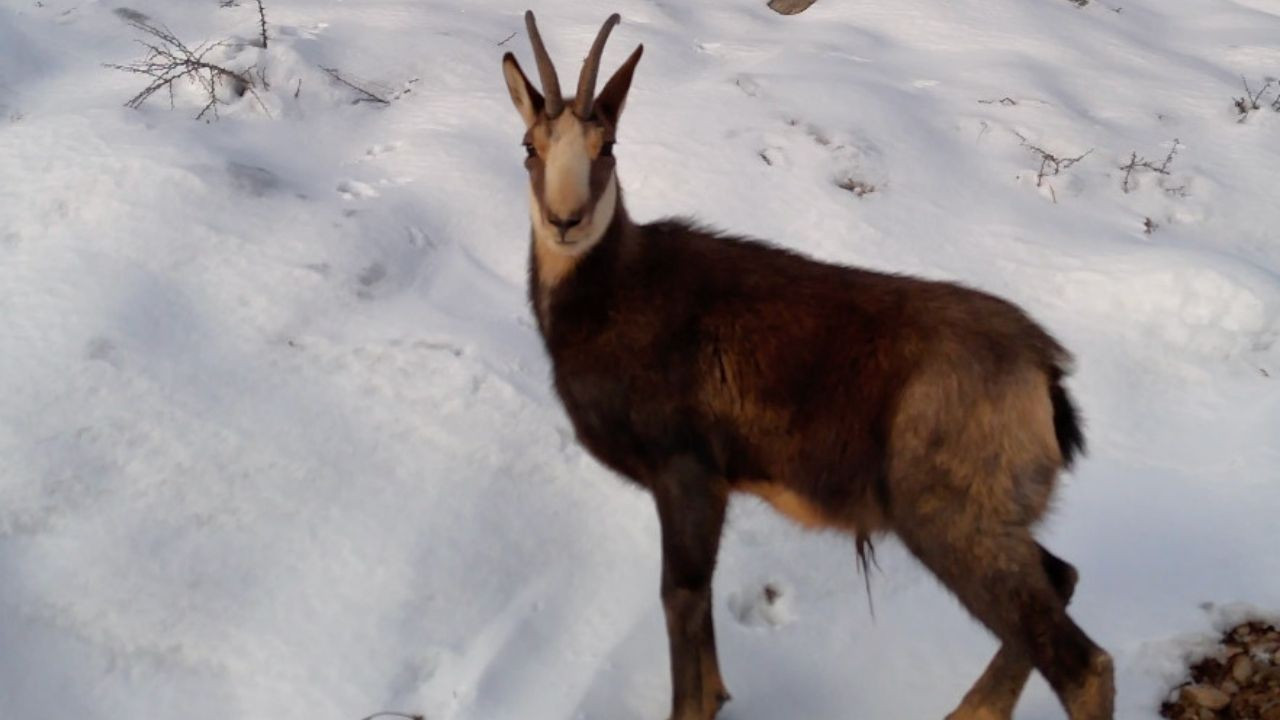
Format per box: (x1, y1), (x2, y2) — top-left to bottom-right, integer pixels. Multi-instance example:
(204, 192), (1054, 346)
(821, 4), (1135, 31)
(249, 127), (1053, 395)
(105, 18), (268, 120)
(255, 0), (269, 49)
(1120, 138), (1180, 193)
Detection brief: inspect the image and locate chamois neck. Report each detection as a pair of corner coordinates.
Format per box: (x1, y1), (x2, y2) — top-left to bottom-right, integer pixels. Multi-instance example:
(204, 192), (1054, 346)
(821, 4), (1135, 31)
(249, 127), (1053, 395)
(529, 179), (632, 332)
(531, 179), (630, 285)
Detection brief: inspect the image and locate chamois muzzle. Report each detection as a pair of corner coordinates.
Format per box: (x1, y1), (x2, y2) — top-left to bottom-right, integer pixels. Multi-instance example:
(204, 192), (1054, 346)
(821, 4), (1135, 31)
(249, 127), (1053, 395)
(548, 214), (583, 235)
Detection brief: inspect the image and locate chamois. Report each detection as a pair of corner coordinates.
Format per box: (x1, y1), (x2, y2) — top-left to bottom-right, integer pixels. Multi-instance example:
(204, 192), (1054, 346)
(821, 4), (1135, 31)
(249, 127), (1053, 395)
(501, 11), (1114, 720)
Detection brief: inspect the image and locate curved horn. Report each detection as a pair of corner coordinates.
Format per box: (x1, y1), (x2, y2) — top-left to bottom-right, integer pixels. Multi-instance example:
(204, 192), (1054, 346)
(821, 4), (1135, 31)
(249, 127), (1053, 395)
(575, 13), (620, 118)
(524, 10), (564, 116)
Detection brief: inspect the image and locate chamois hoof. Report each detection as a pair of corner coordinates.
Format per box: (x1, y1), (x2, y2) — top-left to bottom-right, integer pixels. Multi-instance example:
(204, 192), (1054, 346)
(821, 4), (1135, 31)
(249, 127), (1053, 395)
(945, 706), (1010, 720)
(665, 690), (730, 720)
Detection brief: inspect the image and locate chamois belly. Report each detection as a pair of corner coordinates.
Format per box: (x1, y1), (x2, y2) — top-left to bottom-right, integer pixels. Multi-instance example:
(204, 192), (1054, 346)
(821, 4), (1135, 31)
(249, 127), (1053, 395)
(735, 482), (839, 530)
(552, 341), (888, 536)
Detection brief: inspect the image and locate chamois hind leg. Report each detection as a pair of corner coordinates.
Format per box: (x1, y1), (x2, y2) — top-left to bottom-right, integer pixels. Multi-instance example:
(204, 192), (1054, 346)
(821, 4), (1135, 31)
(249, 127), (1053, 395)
(651, 457), (729, 720)
(946, 546), (1079, 720)
(895, 510), (1113, 720)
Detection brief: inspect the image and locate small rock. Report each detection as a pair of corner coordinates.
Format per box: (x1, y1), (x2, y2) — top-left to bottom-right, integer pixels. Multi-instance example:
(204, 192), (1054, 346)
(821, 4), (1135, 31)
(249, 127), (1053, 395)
(1220, 680), (1238, 694)
(1182, 684), (1231, 710)
(1232, 654), (1254, 683)
(767, 0), (819, 14)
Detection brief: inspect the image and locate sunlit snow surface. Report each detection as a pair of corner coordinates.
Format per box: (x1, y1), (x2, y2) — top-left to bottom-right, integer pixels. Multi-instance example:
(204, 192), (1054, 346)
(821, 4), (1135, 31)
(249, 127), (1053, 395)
(1, 0), (1278, 718)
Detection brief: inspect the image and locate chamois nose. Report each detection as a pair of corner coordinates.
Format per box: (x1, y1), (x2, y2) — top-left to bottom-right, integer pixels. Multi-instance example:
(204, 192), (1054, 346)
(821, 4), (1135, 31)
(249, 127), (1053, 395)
(548, 213), (583, 233)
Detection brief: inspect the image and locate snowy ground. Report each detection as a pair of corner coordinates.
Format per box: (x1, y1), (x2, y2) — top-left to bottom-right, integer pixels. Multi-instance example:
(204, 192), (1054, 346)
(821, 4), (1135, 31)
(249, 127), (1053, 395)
(2, 0), (1279, 718)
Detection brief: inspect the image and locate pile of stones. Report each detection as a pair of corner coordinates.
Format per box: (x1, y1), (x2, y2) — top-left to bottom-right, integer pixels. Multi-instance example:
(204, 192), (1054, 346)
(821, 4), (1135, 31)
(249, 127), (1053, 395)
(1160, 621), (1280, 720)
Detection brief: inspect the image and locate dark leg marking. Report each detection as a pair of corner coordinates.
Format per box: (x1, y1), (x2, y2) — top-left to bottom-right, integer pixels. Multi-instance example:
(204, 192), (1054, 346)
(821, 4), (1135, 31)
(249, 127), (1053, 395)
(652, 457), (729, 720)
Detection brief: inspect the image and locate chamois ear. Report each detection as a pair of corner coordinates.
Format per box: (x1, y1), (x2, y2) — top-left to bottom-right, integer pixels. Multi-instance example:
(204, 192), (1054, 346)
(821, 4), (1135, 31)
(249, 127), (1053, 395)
(594, 44), (643, 130)
(502, 52), (545, 129)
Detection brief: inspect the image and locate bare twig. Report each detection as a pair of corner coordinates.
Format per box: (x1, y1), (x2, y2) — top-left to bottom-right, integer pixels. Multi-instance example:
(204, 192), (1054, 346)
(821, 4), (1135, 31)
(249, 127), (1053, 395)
(979, 97), (1018, 106)
(1120, 138), (1180, 193)
(1233, 77), (1275, 122)
(1014, 132), (1092, 188)
(320, 66), (390, 105)
(255, 0), (269, 49)
(105, 18), (267, 120)
(497, 31), (517, 46)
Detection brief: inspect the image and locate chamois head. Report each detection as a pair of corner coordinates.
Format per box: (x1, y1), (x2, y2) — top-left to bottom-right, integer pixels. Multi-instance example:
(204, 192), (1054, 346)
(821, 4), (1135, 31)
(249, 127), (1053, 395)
(501, 11), (643, 254)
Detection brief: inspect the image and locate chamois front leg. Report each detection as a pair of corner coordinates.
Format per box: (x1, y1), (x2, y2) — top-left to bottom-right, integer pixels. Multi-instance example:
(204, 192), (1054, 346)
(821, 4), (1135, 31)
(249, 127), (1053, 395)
(651, 457), (729, 720)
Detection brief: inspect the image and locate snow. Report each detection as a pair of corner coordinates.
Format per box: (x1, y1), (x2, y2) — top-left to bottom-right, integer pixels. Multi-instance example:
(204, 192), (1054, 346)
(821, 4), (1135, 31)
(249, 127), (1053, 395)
(1, 0), (1278, 718)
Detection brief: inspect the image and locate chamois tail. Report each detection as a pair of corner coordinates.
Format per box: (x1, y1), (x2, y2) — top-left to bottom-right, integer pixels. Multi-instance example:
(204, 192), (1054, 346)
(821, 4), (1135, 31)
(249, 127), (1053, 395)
(1049, 366), (1085, 470)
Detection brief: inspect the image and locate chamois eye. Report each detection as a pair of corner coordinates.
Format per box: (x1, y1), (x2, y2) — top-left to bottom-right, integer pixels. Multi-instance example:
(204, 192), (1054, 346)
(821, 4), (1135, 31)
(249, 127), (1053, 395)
(600, 142), (614, 157)
(524, 144), (537, 159)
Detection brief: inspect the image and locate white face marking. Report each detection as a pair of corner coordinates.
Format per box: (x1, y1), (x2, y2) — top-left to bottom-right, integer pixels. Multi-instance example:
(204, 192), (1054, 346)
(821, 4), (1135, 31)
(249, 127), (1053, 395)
(542, 114), (592, 222)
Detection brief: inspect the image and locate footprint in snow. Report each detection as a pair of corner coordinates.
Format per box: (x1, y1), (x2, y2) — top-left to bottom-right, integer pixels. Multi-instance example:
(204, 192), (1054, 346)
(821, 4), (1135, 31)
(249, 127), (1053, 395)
(728, 581), (794, 629)
(113, 8), (150, 23)
(355, 262), (387, 300)
(337, 179), (379, 200)
(85, 337), (121, 368)
(274, 23), (329, 40)
(758, 118), (884, 197)
(226, 163), (279, 197)
(364, 142), (402, 158)
(407, 226), (434, 249)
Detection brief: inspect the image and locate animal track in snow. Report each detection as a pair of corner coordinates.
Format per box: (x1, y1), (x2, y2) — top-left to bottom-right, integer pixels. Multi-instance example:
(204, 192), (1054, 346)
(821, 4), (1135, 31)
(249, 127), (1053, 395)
(85, 337), (120, 367)
(274, 22), (329, 40)
(363, 142), (402, 158)
(728, 581), (794, 629)
(697, 42), (772, 60)
(356, 262), (387, 299)
(761, 118), (886, 197)
(336, 179), (379, 199)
